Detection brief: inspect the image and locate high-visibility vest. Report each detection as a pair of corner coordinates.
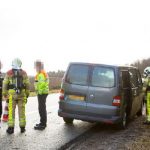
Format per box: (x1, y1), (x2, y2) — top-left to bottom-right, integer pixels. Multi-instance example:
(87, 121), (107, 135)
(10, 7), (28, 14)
(35, 70), (49, 95)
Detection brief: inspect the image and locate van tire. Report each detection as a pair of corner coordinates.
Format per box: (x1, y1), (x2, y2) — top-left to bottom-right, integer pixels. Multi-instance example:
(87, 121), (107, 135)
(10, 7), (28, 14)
(117, 111), (127, 129)
(63, 117), (74, 124)
(137, 101), (143, 116)
(126, 100), (132, 118)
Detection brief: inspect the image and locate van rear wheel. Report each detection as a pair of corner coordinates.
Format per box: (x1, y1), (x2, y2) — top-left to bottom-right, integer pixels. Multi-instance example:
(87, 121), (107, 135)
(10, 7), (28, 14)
(117, 111), (127, 129)
(63, 117), (74, 124)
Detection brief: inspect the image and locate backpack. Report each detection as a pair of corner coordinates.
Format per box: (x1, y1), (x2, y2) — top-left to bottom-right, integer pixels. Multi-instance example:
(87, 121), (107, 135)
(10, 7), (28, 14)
(9, 69), (25, 94)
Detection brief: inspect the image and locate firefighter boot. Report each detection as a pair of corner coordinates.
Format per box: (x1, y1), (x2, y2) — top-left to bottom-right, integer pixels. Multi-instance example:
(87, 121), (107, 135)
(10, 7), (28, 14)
(6, 127), (14, 134)
(20, 127), (26, 133)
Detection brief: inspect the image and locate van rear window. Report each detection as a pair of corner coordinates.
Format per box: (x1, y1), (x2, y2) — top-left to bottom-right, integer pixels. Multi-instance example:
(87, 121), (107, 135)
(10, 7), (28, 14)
(91, 67), (115, 88)
(66, 65), (89, 86)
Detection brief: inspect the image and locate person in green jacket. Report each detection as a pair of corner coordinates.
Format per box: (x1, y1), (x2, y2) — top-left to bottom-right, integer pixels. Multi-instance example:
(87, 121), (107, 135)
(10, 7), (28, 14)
(34, 60), (49, 130)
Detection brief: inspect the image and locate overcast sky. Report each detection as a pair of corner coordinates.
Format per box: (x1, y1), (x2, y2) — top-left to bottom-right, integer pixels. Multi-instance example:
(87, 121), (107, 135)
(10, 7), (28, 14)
(0, 0), (150, 75)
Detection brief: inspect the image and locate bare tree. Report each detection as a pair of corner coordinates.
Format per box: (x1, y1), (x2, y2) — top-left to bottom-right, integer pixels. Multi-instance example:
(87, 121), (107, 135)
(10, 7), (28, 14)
(131, 58), (150, 75)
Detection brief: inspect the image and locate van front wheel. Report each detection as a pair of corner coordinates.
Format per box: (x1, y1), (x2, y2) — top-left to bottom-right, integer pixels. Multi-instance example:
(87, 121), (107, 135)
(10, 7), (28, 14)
(63, 117), (74, 124)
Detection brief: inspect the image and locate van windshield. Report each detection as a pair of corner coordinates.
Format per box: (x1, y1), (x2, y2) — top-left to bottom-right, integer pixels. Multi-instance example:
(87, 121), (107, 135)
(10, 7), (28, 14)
(66, 64), (89, 86)
(91, 67), (115, 88)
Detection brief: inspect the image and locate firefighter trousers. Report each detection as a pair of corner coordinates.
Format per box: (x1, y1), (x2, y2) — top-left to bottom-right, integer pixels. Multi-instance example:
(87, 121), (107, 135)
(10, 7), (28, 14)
(8, 94), (26, 127)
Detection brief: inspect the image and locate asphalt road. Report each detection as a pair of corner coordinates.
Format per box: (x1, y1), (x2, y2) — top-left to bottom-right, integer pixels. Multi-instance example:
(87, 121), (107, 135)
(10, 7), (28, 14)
(0, 94), (94, 150)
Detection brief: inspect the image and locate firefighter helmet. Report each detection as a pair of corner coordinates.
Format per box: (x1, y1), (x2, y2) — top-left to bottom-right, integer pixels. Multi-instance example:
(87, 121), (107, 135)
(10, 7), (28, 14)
(12, 58), (22, 69)
(144, 67), (150, 77)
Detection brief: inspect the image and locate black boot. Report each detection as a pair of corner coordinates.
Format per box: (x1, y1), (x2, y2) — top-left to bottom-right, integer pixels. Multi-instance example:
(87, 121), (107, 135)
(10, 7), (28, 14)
(20, 127), (26, 133)
(34, 124), (46, 130)
(6, 127), (14, 134)
(35, 123), (41, 127)
(35, 123), (47, 127)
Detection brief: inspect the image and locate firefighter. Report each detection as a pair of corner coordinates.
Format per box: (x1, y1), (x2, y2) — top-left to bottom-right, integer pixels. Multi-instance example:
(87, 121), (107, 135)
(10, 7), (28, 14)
(0, 61), (3, 128)
(143, 67), (150, 125)
(34, 60), (49, 130)
(3, 58), (30, 134)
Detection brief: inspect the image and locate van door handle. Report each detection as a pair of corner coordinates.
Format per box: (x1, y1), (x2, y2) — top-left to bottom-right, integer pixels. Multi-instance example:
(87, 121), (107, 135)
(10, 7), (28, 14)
(90, 94), (94, 99)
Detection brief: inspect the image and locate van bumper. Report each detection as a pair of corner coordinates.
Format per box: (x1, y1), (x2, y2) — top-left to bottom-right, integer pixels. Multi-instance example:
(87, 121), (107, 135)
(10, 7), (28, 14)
(58, 109), (121, 124)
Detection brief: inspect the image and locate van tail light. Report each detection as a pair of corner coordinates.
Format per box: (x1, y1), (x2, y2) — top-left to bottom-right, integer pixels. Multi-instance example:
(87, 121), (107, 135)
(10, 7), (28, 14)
(112, 96), (121, 106)
(59, 89), (65, 100)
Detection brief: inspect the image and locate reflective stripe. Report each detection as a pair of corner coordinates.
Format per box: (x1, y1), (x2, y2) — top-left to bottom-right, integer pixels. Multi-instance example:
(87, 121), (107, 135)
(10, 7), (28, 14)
(8, 95), (15, 127)
(19, 96), (26, 127)
(147, 92), (150, 121)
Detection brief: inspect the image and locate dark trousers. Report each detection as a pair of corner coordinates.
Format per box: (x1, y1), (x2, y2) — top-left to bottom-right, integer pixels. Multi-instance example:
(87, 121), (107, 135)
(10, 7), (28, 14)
(38, 94), (48, 126)
(0, 96), (2, 119)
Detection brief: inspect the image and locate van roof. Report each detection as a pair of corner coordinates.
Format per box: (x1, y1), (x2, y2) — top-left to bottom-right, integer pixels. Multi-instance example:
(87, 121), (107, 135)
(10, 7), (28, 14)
(69, 62), (137, 69)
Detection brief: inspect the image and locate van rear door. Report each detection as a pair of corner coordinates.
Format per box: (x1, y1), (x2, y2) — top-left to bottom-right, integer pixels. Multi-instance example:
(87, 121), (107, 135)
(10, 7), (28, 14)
(120, 70), (132, 116)
(87, 66), (118, 116)
(129, 69), (142, 117)
(64, 64), (90, 115)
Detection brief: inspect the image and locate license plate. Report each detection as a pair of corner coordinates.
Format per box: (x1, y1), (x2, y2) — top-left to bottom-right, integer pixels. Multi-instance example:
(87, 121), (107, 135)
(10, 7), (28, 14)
(68, 95), (85, 101)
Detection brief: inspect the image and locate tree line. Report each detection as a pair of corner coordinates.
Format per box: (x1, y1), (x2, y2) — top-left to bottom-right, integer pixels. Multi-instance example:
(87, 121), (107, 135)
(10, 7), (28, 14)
(131, 58), (150, 76)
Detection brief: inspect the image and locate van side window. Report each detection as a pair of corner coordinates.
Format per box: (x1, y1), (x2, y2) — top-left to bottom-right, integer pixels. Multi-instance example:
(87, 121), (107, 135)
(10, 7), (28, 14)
(66, 65), (89, 86)
(91, 67), (115, 88)
(129, 69), (138, 88)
